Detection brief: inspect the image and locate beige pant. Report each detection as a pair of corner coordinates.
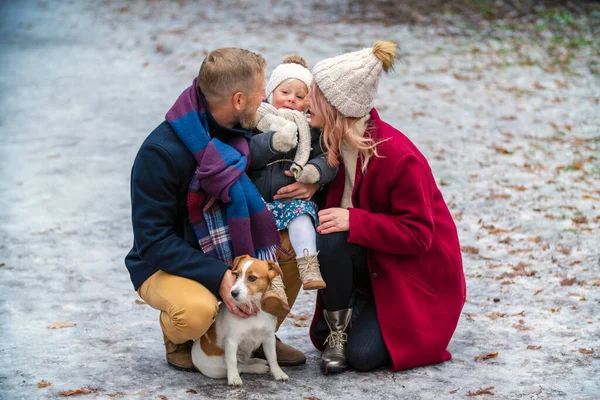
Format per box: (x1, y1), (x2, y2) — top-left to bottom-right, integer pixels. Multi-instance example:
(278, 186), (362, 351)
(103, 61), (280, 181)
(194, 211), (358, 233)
(137, 229), (301, 344)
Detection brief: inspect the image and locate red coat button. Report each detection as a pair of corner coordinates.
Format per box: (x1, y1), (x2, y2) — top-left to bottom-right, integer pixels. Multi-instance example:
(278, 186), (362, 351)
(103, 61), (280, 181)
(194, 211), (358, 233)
(372, 272), (379, 279)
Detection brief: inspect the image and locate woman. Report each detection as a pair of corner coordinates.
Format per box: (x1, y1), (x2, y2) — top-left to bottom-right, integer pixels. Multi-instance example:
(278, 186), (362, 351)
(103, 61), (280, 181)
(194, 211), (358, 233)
(307, 41), (466, 374)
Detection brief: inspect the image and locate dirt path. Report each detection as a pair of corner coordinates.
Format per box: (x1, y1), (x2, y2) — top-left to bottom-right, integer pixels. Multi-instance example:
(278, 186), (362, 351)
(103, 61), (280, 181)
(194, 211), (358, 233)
(1, 1), (598, 399)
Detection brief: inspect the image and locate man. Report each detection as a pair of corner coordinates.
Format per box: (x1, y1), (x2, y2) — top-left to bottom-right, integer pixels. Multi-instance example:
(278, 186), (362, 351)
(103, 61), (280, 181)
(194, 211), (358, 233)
(125, 47), (315, 371)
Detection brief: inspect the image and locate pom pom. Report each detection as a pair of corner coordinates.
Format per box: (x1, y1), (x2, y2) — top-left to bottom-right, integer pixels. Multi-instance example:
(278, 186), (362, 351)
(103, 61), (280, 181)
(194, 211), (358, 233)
(282, 55), (308, 68)
(372, 41), (399, 72)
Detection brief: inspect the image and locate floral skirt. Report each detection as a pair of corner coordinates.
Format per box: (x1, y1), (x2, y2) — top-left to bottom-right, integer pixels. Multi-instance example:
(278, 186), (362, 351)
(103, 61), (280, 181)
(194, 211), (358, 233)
(267, 200), (319, 231)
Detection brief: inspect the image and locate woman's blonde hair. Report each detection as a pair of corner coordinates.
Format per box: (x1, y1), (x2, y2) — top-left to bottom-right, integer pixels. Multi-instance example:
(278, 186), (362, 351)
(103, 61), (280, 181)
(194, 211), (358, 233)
(310, 82), (382, 172)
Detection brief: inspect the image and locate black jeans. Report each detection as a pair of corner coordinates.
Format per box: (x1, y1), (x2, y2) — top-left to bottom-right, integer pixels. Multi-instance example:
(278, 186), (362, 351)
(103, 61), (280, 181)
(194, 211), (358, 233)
(315, 231), (391, 372)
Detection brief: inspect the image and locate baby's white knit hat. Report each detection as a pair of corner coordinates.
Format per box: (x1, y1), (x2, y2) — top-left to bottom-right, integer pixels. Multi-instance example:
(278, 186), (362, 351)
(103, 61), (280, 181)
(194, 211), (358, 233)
(266, 57), (313, 103)
(313, 41), (399, 118)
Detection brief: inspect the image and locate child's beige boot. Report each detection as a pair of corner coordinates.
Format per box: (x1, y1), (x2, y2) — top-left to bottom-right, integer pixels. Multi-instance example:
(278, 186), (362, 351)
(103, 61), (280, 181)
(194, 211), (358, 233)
(261, 275), (290, 319)
(297, 249), (326, 290)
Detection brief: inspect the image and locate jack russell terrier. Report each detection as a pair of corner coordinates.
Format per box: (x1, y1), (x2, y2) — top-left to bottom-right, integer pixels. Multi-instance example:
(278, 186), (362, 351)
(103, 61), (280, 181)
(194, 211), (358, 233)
(191, 255), (290, 386)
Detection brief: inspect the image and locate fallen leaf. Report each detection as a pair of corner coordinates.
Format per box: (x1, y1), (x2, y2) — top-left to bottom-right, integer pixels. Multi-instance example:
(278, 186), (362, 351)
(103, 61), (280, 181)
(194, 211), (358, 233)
(550, 308), (561, 313)
(47, 322), (76, 329)
(106, 390), (144, 398)
(37, 380), (52, 388)
(588, 278), (600, 286)
(415, 82), (431, 90)
(164, 28), (185, 35)
(493, 146), (513, 154)
(527, 345), (541, 350)
(485, 312), (507, 320)
(463, 312), (477, 321)
(490, 193), (511, 200)
(186, 389), (198, 394)
(555, 79), (568, 89)
(157, 396), (168, 400)
(58, 387), (97, 396)
(511, 311), (525, 317)
(560, 277), (577, 286)
(461, 246), (479, 255)
(534, 289), (544, 295)
(533, 81), (546, 90)
(134, 299), (146, 305)
(0, 263), (5, 267)
(571, 216), (588, 225)
(481, 224), (511, 234)
(513, 323), (534, 331)
(578, 348), (594, 354)
(474, 352), (498, 362)
(449, 388), (459, 394)
(467, 386), (495, 396)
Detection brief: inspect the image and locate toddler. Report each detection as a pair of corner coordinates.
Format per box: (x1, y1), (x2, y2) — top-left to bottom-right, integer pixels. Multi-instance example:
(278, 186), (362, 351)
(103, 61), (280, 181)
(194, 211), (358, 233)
(248, 56), (338, 316)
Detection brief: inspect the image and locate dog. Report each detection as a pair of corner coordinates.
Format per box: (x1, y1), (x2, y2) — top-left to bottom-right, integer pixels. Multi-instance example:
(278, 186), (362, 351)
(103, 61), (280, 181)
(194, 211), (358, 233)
(191, 255), (289, 386)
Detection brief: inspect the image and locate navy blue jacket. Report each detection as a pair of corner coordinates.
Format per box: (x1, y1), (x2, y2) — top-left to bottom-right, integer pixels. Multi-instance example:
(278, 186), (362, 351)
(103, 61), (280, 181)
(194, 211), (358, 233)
(248, 128), (337, 202)
(125, 110), (252, 295)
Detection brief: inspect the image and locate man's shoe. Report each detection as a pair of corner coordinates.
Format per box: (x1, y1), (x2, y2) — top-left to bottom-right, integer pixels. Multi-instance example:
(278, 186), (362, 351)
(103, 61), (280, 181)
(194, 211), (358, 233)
(163, 334), (197, 372)
(253, 337), (306, 367)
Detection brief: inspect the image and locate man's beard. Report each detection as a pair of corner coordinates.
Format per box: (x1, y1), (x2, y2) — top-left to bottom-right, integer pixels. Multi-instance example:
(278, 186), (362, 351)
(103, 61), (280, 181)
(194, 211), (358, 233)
(238, 106), (258, 130)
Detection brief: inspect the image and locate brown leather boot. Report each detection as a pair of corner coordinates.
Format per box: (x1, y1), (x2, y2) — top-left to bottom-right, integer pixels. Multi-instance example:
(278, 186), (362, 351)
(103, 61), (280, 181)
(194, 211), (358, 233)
(163, 334), (196, 372)
(261, 275), (290, 319)
(297, 249), (326, 290)
(321, 308), (352, 375)
(253, 336), (306, 366)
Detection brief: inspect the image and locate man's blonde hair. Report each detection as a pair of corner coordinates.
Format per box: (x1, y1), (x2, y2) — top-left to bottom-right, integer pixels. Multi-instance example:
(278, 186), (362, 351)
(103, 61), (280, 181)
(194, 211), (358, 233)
(198, 48), (266, 100)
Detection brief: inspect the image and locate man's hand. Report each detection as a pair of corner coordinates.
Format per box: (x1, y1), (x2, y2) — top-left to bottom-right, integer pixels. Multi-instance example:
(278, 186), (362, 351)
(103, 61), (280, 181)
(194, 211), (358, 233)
(273, 171), (320, 201)
(317, 207), (350, 234)
(218, 270), (258, 318)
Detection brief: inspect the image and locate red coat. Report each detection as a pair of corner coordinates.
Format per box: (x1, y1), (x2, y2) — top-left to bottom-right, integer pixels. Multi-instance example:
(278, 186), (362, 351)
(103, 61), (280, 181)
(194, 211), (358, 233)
(310, 109), (466, 371)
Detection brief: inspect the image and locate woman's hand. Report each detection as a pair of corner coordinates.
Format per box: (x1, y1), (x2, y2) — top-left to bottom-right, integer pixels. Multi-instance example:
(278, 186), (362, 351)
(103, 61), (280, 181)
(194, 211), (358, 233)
(272, 171), (320, 201)
(317, 207), (350, 234)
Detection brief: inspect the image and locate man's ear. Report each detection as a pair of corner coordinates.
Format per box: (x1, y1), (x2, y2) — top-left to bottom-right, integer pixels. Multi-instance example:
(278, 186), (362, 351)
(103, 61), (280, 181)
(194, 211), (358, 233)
(232, 255), (252, 273)
(232, 91), (244, 112)
(266, 260), (284, 281)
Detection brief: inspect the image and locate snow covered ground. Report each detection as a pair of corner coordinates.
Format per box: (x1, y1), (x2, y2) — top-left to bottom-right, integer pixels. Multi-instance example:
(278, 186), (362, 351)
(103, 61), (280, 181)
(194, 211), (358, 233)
(0, 0), (598, 399)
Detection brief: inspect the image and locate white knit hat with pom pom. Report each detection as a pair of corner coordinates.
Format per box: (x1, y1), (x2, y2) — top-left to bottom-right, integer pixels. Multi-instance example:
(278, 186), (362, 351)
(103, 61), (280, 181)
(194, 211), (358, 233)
(266, 56), (313, 104)
(312, 41), (399, 118)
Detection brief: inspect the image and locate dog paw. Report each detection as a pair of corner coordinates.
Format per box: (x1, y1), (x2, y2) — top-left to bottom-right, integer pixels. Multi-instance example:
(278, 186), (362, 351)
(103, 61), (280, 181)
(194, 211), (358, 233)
(228, 375), (243, 386)
(272, 369), (289, 381)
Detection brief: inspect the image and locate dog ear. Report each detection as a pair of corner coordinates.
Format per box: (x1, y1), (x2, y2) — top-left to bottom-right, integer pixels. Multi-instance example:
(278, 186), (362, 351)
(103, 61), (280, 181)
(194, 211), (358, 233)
(266, 260), (284, 281)
(232, 255), (252, 273)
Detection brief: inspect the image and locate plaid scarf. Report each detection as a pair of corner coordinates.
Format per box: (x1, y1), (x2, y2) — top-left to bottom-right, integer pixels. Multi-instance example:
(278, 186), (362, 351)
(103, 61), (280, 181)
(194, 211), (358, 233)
(166, 78), (280, 265)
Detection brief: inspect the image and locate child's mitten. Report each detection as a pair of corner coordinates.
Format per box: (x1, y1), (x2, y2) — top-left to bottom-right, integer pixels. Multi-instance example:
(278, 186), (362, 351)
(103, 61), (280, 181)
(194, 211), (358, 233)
(294, 163), (321, 184)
